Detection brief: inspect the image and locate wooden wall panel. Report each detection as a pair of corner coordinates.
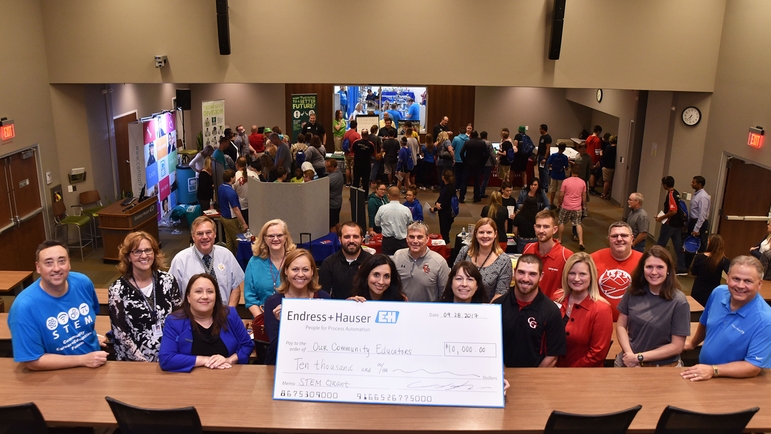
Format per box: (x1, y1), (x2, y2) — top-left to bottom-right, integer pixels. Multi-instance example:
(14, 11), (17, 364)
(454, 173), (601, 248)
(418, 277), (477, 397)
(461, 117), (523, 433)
(426, 85), (476, 138)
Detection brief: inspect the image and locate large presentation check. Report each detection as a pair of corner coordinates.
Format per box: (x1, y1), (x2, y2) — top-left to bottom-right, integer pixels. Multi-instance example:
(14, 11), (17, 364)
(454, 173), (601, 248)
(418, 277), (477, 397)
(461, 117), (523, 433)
(273, 299), (504, 407)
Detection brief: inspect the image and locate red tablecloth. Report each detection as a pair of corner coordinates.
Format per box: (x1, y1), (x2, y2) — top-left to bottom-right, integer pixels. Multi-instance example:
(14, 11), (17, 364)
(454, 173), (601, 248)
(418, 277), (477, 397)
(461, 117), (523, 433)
(363, 234), (449, 259)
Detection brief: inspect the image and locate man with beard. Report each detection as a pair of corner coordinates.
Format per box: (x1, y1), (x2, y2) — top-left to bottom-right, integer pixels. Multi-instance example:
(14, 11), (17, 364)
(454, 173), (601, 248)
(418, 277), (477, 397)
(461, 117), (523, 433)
(591, 222), (643, 321)
(520, 209), (573, 300)
(493, 254), (566, 367)
(319, 222), (372, 300)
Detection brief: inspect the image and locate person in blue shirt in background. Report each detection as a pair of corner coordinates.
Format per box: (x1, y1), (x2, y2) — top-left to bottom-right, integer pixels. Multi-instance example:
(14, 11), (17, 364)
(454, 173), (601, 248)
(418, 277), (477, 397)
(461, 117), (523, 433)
(546, 143), (569, 208)
(406, 98), (420, 123)
(682, 256), (771, 381)
(404, 186), (424, 222)
(452, 123), (472, 200)
(217, 170), (248, 256)
(386, 103), (402, 130)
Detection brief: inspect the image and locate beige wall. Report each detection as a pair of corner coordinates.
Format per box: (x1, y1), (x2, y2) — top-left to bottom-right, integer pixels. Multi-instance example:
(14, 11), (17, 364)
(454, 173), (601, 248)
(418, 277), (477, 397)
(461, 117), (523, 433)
(474, 87), (591, 145)
(703, 0), (771, 198)
(41, 0), (724, 91)
(0, 1), (62, 235)
(188, 84), (286, 143)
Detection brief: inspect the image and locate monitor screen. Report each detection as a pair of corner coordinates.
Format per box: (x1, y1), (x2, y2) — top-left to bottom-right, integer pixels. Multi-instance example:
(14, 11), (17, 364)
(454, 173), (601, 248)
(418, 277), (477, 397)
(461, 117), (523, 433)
(492, 142), (501, 151)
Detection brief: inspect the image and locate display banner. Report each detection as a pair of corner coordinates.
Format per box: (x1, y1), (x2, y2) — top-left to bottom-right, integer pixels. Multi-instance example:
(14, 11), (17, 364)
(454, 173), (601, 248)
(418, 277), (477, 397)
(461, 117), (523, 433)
(128, 112), (178, 221)
(290, 93), (317, 141)
(202, 99), (226, 149)
(273, 299), (505, 408)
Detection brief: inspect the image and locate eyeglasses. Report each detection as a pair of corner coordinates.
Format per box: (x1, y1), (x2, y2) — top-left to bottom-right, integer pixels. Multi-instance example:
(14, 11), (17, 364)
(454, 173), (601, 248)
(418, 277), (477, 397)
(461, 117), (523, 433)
(609, 234), (632, 239)
(266, 234), (285, 240)
(131, 248), (154, 257)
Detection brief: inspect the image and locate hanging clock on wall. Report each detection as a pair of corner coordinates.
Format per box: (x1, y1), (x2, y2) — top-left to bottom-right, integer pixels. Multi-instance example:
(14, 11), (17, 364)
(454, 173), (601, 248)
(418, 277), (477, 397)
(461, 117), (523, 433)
(681, 106), (701, 126)
(596, 89), (603, 103)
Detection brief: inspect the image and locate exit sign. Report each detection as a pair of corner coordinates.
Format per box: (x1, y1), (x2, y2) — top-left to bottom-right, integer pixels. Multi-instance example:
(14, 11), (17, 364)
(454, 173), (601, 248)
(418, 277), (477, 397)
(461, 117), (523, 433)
(0, 120), (14, 141)
(748, 127), (765, 149)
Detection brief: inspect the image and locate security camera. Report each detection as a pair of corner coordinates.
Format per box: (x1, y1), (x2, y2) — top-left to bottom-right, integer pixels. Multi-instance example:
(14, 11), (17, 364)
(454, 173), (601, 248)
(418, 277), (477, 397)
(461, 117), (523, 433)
(155, 55), (168, 68)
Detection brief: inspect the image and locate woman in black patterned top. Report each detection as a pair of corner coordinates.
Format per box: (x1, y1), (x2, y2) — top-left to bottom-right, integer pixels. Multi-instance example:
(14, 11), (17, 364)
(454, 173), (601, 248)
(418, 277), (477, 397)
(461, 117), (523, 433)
(108, 231), (182, 361)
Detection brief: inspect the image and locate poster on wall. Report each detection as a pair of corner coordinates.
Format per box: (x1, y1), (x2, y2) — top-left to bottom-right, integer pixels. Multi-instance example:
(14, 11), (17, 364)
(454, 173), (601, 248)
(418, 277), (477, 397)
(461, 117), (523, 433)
(290, 93), (317, 141)
(202, 99), (225, 149)
(128, 112), (179, 222)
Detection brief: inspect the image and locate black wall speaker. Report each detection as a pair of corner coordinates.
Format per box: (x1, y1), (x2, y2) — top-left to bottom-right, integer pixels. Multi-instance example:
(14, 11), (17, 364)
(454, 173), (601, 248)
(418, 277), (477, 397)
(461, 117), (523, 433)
(553, 0), (566, 20)
(176, 89), (191, 111)
(216, 0), (230, 55)
(548, 0), (566, 60)
(548, 19), (564, 60)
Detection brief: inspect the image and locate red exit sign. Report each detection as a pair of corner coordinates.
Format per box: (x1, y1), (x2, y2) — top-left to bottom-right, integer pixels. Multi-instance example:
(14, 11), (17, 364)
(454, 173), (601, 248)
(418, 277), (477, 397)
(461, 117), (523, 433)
(748, 127), (765, 149)
(0, 121), (14, 141)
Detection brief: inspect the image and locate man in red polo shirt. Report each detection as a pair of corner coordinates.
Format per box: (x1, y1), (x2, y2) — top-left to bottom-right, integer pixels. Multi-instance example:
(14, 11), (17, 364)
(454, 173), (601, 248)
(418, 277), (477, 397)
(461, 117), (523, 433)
(591, 222), (643, 321)
(585, 125), (602, 195)
(248, 125), (265, 158)
(521, 209), (573, 300)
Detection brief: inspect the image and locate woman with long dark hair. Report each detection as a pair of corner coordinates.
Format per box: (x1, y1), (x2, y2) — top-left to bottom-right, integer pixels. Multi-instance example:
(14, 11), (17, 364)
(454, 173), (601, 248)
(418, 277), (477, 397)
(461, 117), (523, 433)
(615, 246), (690, 367)
(431, 170), (456, 244)
(481, 191), (509, 248)
(349, 254), (407, 301)
(159, 273), (253, 372)
(439, 261), (489, 303)
(691, 234), (731, 306)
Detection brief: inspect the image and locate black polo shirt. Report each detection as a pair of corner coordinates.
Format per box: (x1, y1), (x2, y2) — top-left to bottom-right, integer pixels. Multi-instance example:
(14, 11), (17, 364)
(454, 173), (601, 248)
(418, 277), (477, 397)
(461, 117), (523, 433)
(493, 290), (566, 367)
(318, 249), (372, 299)
(302, 122), (326, 140)
(378, 126), (397, 138)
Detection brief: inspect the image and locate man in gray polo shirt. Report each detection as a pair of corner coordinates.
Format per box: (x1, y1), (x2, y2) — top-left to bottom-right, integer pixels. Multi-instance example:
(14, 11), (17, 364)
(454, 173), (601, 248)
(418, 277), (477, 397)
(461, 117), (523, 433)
(393, 222), (449, 302)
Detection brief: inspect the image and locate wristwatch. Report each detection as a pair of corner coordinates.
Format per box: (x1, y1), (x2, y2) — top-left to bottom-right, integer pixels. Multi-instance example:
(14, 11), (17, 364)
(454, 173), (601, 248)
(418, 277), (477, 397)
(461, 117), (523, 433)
(637, 353), (644, 365)
(712, 365), (719, 377)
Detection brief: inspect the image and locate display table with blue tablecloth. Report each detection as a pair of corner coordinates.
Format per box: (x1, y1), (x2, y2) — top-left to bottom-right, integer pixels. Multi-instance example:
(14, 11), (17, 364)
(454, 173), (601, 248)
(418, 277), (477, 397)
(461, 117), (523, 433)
(236, 232), (341, 269)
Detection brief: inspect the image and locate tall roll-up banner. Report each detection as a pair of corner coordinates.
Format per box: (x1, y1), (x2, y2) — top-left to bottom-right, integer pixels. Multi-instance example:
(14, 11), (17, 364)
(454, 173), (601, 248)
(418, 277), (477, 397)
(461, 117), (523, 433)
(291, 93), (317, 141)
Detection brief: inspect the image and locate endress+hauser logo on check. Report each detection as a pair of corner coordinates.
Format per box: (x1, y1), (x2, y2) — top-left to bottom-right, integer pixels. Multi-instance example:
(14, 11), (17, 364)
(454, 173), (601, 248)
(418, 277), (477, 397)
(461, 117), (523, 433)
(375, 311), (399, 324)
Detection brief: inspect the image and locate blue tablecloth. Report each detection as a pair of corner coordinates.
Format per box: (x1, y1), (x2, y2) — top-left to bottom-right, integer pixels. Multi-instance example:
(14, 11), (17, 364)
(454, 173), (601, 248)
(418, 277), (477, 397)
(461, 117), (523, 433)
(236, 232), (341, 270)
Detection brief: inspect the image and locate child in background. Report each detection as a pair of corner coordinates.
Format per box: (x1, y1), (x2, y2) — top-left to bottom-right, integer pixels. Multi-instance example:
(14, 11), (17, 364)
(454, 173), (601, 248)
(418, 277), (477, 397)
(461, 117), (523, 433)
(396, 137), (413, 192)
(403, 186), (424, 222)
(290, 167), (304, 183)
(274, 167), (288, 183)
(302, 170), (315, 183)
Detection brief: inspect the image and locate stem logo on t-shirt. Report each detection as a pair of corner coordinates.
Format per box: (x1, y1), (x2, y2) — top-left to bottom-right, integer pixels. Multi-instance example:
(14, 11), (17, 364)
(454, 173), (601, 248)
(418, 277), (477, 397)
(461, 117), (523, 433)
(45, 303), (93, 340)
(598, 269), (632, 300)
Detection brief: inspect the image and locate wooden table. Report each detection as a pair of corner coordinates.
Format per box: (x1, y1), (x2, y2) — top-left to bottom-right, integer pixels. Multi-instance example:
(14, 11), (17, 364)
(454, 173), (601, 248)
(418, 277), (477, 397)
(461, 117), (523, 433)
(98, 198), (159, 262)
(0, 358), (768, 432)
(686, 295), (704, 321)
(0, 270), (33, 296)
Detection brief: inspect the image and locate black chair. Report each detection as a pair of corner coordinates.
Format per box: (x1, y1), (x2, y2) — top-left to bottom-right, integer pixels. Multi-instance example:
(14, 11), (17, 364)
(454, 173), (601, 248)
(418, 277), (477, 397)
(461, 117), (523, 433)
(544, 404), (642, 434)
(0, 402), (49, 434)
(654, 405), (759, 434)
(105, 396), (203, 434)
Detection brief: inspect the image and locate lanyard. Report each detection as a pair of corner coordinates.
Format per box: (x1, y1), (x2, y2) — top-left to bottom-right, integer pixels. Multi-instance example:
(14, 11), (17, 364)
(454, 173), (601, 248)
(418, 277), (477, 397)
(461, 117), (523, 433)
(131, 273), (158, 322)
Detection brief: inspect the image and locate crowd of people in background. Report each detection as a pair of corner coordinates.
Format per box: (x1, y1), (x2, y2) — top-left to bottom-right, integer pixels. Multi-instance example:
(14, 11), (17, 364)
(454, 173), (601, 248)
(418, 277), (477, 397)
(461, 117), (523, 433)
(8, 112), (771, 398)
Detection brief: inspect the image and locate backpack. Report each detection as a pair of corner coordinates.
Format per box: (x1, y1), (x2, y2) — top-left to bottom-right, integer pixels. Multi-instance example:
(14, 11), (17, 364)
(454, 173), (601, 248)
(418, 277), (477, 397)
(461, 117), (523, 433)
(295, 150), (306, 167)
(677, 196), (688, 222)
(450, 195), (460, 218)
(506, 146), (516, 164)
(520, 134), (535, 157)
(342, 137), (351, 153)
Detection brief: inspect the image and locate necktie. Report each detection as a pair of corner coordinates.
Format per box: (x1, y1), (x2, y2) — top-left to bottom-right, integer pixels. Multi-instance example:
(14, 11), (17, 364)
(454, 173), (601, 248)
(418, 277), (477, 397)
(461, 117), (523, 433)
(202, 254), (216, 279)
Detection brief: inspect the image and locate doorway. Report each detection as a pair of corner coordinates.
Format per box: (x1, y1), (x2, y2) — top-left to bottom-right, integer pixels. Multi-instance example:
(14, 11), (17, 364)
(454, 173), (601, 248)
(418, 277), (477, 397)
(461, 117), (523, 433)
(0, 147), (46, 270)
(113, 111), (138, 197)
(716, 156), (771, 260)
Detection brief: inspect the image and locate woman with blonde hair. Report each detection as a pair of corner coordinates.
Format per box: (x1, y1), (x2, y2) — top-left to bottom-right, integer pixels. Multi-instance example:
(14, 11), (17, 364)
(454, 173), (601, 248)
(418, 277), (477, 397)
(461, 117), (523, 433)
(691, 234), (731, 306)
(197, 156), (214, 210)
(453, 218), (512, 299)
(263, 249), (330, 364)
(108, 231), (181, 361)
(481, 191), (509, 249)
(556, 253), (612, 367)
(243, 219), (296, 318)
(435, 131), (454, 182)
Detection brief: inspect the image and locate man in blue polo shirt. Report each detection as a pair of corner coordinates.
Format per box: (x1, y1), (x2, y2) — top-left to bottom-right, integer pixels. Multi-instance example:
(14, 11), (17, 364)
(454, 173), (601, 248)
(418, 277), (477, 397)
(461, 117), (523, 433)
(8, 240), (107, 370)
(681, 256), (771, 381)
(217, 169), (248, 256)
